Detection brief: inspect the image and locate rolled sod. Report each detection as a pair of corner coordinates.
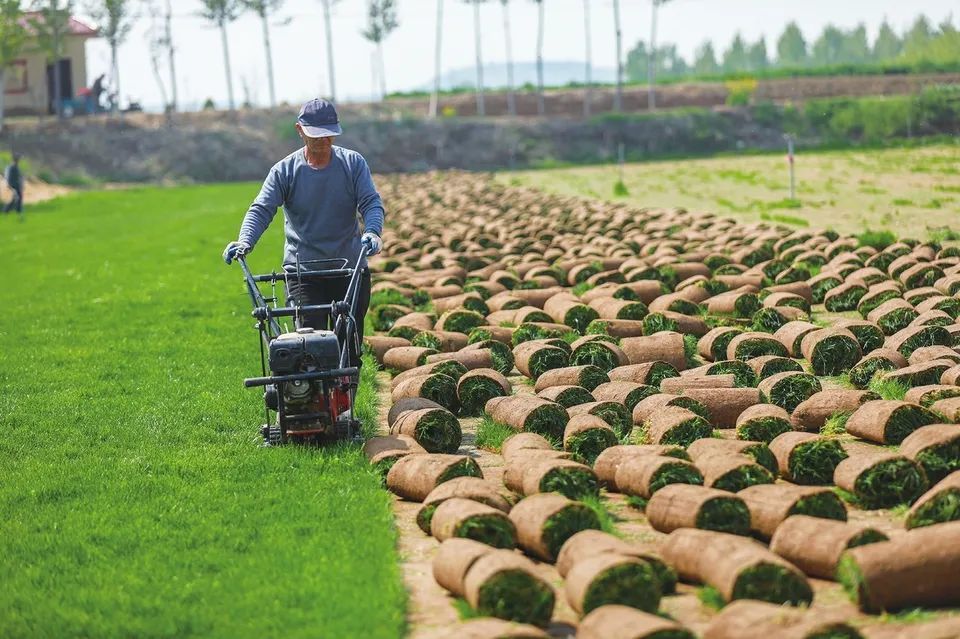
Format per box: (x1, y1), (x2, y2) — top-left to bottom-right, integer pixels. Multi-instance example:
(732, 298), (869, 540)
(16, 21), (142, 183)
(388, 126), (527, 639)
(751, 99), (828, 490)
(567, 401), (633, 439)
(687, 438), (779, 475)
(383, 346), (440, 371)
(434, 293), (489, 315)
(868, 299), (919, 336)
(699, 327), (744, 363)
(810, 272), (843, 304)
(565, 554), (662, 616)
(823, 282), (867, 312)
(904, 383), (960, 408)
(681, 388), (762, 429)
(856, 285), (903, 318)
(462, 340), (515, 376)
(791, 390), (879, 433)
(501, 450), (572, 493)
(906, 471), (960, 529)
(632, 393), (710, 424)
(844, 400), (940, 445)
(435, 309), (486, 334)
(563, 415), (619, 465)
(501, 432), (554, 460)
(387, 396), (446, 427)
(769, 432), (848, 485)
(661, 528), (813, 606)
(758, 372), (822, 413)
(452, 619), (548, 638)
(512, 342), (571, 380)
(773, 321), (820, 358)
(386, 453), (484, 501)
(417, 477), (513, 534)
(621, 331), (689, 372)
(390, 360), (469, 391)
(364, 335), (412, 365)
(533, 365), (609, 392)
(837, 521), (960, 612)
(463, 550), (557, 627)
(457, 368), (511, 417)
(536, 385), (596, 408)
(769, 515), (888, 580)
(508, 493), (602, 562)
(735, 404), (792, 443)
(607, 361), (680, 386)
(885, 324), (952, 358)
(900, 262), (945, 289)
(593, 444), (691, 490)
(432, 538), (496, 598)
(943, 365), (960, 385)
(511, 322), (572, 346)
(430, 498), (517, 548)
(364, 435), (427, 478)
(411, 329), (469, 353)
(468, 326), (516, 347)
(590, 297), (650, 321)
(544, 296), (600, 334)
(704, 291), (761, 318)
(737, 484), (847, 540)
(391, 310), (436, 333)
(614, 455), (704, 498)
(726, 332), (790, 361)
(591, 381), (659, 412)
(661, 374), (737, 393)
(639, 407), (713, 447)
(518, 458), (600, 500)
(645, 484), (752, 535)
(556, 530), (677, 594)
(577, 605), (695, 639)
(749, 307), (797, 334)
(800, 328), (863, 376)
(688, 360), (758, 388)
(745, 355), (803, 380)
(703, 599), (864, 639)
(390, 407), (463, 454)
(391, 372), (460, 414)
(570, 340), (629, 373)
(833, 452), (929, 508)
(917, 294), (960, 318)
(848, 348), (907, 389)
(881, 359), (956, 388)
(909, 345), (960, 365)
(586, 319), (646, 339)
(833, 319), (886, 354)
(371, 303), (413, 331)
(696, 453), (775, 493)
(485, 396), (569, 441)
(900, 424), (960, 483)
(427, 349), (499, 373)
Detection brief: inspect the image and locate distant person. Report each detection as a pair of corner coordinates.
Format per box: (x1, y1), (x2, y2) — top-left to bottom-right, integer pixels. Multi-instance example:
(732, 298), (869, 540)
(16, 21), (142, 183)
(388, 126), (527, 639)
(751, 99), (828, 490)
(221, 98), (385, 368)
(3, 153), (23, 219)
(91, 74), (106, 112)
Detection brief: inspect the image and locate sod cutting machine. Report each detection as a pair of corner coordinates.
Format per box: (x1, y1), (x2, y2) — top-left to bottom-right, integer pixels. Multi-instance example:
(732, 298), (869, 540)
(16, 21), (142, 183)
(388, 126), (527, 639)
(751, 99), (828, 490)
(234, 239), (373, 446)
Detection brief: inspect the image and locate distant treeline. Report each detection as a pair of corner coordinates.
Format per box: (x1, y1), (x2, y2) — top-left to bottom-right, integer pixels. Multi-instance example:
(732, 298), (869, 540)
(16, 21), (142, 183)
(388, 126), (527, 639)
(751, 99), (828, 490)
(625, 15), (960, 83)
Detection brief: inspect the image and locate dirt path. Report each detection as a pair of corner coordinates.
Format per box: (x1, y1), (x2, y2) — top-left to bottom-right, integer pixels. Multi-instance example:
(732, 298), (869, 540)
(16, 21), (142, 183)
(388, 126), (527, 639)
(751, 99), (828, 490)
(376, 371), (957, 638)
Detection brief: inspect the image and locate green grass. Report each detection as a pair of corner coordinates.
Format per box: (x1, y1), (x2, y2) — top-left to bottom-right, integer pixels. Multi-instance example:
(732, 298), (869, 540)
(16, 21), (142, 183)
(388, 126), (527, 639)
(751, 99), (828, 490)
(0, 185), (407, 638)
(475, 415), (522, 452)
(868, 376), (910, 401)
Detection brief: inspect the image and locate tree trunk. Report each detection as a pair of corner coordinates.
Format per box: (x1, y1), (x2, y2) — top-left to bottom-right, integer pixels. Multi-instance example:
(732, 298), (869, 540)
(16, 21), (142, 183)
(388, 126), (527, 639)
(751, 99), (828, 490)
(535, 0), (544, 116)
(260, 11), (276, 107)
(582, 0), (592, 117)
(613, 0), (623, 112)
(165, 0), (178, 112)
(501, 0), (515, 117)
(111, 41), (120, 114)
(53, 31), (63, 119)
(322, 0), (336, 101)
(473, 1), (484, 117)
(0, 71), (6, 134)
(429, 0), (443, 117)
(648, 0), (657, 110)
(220, 22), (235, 110)
(378, 41), (387, 100)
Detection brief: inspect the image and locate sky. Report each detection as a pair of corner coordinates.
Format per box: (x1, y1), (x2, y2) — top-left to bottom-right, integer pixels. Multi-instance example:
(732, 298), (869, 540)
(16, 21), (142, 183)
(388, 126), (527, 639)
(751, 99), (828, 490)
(79, 0), (959, 112)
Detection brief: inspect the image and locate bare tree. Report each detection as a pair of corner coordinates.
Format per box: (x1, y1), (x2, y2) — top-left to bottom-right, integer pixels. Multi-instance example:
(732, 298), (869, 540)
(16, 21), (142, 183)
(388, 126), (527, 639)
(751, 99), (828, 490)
(361, 0), (398, 100)
(428, 0), (442, 117)
(532, 0), (544, 115)
(86, 0), (133, 114)
(241, 0), (282, 108)
(0, 0), (27, 131)
(499, 0), (515, 116)
(612, 0), (622, 111)
(29, 0), (73, 119)
(581, 0), (591, 117)
(648, 0), (670, 110)
(163, 0), (177, 111)
(320, 0), (338, 101)
(144, 0), (168, 111)
(198, 0), (240, 110)
(465, 0), (486, 116)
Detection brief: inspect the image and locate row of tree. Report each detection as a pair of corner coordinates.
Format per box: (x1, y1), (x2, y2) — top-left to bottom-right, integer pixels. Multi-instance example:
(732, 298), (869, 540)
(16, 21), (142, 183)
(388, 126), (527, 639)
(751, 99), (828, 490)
(626, 16), (960, 81)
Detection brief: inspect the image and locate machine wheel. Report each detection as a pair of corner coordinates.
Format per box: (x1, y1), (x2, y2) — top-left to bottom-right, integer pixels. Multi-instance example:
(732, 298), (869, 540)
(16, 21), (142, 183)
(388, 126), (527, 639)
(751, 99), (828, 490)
(261, 423), (282, 447)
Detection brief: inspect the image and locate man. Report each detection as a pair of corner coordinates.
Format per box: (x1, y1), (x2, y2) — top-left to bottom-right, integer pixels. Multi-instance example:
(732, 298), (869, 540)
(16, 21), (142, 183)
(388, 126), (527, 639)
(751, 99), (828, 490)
(3, 153), (23, 219)
(222, 98), (384, 367)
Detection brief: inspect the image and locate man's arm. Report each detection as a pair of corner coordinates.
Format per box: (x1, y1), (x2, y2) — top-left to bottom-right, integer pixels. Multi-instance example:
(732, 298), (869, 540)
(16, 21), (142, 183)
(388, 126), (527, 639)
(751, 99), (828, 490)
(238, 165), (286, 248)
(352, 156), (385, 236)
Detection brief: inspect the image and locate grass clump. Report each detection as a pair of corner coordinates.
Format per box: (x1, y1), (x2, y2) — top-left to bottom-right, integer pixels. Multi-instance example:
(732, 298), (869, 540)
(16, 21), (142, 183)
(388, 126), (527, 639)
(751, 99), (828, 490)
(570, 342), (623, 373)
(821, 411), (852, 437)
(475, 416), (518, 453)
(458, 375), (508, 417)
(867, 376), (910, 401)
(713, 464), (775, 492)
(539, 467), (600, 500)
(732, 563), (813, 606)
(542, 503), (603, 559)
(808, 334), (862, 376)
(565, 428), (619, 465)
(906, 489), (960, 529)
(788, 439), (849, 485)
(851, 459), (929, 508)
(474, 570), (556, 627)
(695, 497), (752, 535)
(768, 373), (823, 412)
(581, 560), (662, 614)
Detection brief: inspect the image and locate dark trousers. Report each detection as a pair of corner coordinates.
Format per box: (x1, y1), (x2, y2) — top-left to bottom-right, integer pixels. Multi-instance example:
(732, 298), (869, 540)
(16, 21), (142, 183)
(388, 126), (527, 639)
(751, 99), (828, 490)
(285, 269), (371, 368)
(3, 188), (22, 213)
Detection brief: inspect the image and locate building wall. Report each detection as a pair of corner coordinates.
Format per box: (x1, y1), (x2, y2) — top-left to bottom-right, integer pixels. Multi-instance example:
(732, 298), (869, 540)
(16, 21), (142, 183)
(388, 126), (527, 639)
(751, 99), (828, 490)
(3, 37), (90, 116)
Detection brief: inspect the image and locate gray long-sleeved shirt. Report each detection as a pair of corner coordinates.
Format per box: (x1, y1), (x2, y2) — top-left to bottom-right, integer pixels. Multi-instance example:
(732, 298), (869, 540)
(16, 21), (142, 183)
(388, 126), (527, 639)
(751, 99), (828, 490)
(238, 146), (385, 269)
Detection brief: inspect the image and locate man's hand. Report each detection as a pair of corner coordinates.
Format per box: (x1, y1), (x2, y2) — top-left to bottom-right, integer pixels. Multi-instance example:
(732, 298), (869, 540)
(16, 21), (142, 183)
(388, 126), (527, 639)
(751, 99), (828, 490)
(361, 232), (382, 256)
(222, 241), (251, 264)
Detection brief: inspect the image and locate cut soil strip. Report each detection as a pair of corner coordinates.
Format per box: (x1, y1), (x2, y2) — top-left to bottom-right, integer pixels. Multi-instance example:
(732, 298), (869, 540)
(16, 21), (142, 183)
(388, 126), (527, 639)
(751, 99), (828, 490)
(703, 599), (863, 639)
(577, 605), (695, 639)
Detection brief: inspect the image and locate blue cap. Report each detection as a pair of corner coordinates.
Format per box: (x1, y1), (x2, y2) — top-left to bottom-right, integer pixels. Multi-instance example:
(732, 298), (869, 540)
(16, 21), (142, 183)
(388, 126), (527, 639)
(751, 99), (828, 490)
(297, 98), (342, 138)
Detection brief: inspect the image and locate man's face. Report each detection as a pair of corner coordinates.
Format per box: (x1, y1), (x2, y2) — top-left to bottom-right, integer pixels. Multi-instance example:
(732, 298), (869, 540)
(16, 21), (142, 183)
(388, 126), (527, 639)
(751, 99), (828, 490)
(296, 124), (333, 153)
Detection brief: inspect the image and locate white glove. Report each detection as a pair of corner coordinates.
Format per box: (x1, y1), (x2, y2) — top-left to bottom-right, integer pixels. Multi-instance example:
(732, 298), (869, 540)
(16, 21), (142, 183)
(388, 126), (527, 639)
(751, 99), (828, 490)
(361, 232), (382, 256)
(223, 241), (251, 264)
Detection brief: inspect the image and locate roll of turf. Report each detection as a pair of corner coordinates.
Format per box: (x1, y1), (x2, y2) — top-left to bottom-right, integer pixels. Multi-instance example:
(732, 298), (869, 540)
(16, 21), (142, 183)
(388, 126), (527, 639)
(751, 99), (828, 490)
(430, 498), (517, 548)
(769, 515), (887, 580)
(745, 355), (803, 380)
(577, 605), (695, 639)
(833, 451), (929, 508)
(417, 477), (513, 533)
(563, 415), (619, 465)
(564, 554), (662, 616)
(614, 455), (704, 498)
(639, 407), (713, 447)
(485, 396), (569, 441)
(703, 599), (864, 639)
(391, 372), (461, 414)
(697, 453), (775, 493)
(536, 385), (595, 408)
(570, 340), (629, 373)
(726, 332), (790, 361)
(567, 401), (633, 439)
(591, 381), (659, 411)
(390, 407), (463, 453)
(607, 361), (680, 386)
(556, 530), (676, 594)
(790, 390), (879, 433)
(899, 424), (960, 483)
(737, 484), (847, 540)
(844, 400), (939, 445)
(758, 372), (822, 413)
(905, 471), (960, 529)
(508, 493), (602, 562)
(386, 453), (484, 501)
(687, 438), (779, 476)
(593, 444), (690, 490)
(847, 348), (907, 389)
(800, 328), (862, 376)
(645, 484), (751, 535)
(533, 365), (608, 392)
(519, 458), (600, 500)
(735, 404), (792, 443)
(462, 550), (556, 626)
(512, 342), (570, 380)
(769, 432), (848, 485)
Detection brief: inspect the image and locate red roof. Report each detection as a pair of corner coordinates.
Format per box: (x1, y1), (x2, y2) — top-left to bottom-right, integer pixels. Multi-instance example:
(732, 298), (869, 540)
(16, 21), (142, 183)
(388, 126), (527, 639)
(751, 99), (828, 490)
(19, 11), (99, 37)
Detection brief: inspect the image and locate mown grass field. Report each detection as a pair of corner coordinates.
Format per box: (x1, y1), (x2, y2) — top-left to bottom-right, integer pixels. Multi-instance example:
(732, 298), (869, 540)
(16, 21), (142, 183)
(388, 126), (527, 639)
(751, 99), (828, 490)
(500, 143), (960, 238)
(0, 186), (406, 638)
